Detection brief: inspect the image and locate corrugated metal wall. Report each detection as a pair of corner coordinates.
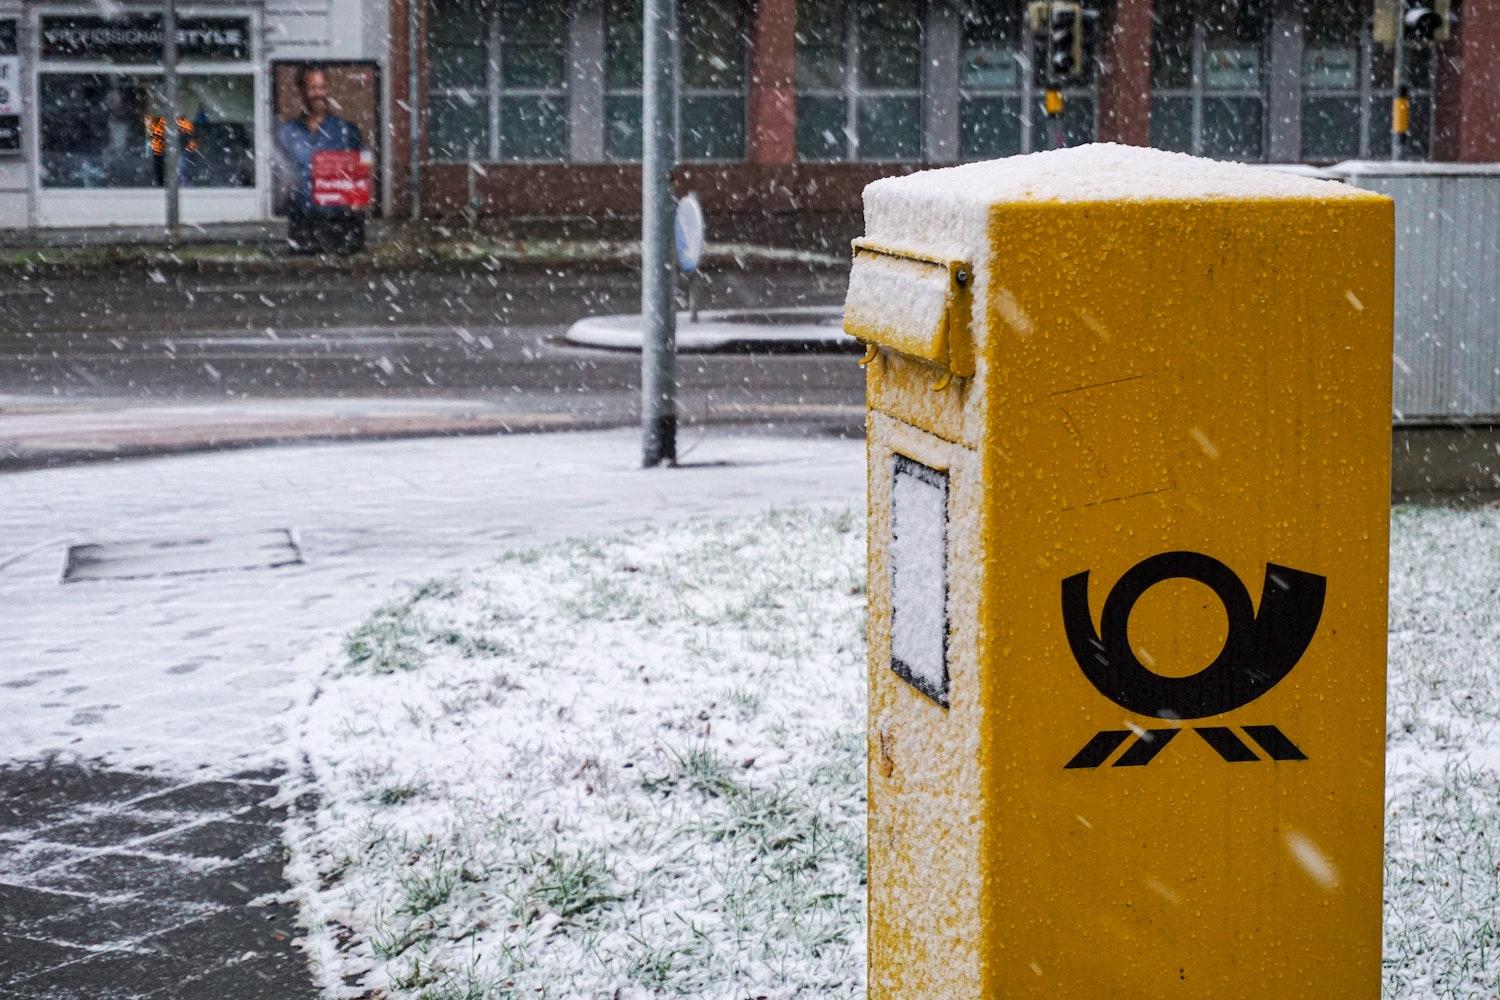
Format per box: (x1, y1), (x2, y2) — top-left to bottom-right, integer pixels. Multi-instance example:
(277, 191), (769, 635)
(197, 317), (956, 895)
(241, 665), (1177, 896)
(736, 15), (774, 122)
(1342, 169), (1500, 424)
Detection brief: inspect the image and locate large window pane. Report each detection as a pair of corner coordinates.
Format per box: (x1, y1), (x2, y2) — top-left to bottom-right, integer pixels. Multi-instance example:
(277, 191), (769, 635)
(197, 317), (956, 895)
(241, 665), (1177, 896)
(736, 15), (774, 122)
(1151, 0), (1193, 89)
(796, 0), (846, 89)
(959, 96), (1021, 158)
(1031, 96), (1094, 150)
(1150, 95), (1192, 151)
(682, 95), (745, 160)
(40, 72), (253, 188)
(859, 0), (923, 89)
(500, 97), (566, 161)
(606, 0), (643, 89)
(960, 0), (1021, 86)
(604, 95), (642, 160)
(1369, 94), (1431, 159)
(1301, 96), (1360, 161)
(429, 93), (489, 161)
(503, 44), (565, 89)
(858, 96), (921, 160)
(1201, 96), (1261, 159)
(796, 95), (847, 160)
(683, 0), (745, 89)
(429, 0), (487, 89)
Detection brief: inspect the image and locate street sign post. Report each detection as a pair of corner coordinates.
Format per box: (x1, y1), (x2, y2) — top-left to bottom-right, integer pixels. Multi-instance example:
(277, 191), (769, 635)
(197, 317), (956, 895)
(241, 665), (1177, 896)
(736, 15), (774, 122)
(845, 144), (1394, 998)
(675, 192), (704, 322)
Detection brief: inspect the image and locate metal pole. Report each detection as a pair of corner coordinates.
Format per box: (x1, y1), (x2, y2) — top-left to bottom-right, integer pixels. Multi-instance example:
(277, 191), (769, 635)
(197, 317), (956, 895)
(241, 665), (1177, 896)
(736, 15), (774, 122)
(408, 0), (422, 219)
(640, 0), (677, 467)
(1391, 0), (1407, 161)
(163, 0), (181, 243)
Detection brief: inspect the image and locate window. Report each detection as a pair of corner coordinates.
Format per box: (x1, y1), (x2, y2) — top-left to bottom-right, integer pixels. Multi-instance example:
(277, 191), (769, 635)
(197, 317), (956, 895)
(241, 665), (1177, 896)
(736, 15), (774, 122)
(36, 14), (255, 189)
(1302, 0), (1432, 161)
(959, 1), (1024, 159)
(1150, 0), (1268, 160)
(427, 0), (568, 163)
(796, 0), (924, 161)
(603, 0), (747, 162)
(41, 73), (255, 188)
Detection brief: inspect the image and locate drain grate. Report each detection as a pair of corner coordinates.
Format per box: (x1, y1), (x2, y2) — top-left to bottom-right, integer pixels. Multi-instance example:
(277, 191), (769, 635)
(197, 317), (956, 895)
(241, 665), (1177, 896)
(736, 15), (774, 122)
(63, 529), (304, 583)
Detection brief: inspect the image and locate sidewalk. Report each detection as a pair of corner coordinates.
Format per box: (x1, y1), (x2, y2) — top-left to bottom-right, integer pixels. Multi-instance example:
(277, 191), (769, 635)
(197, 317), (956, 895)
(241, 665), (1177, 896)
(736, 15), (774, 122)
(0, 427), (863, 997)
(0, 427), (865, 773)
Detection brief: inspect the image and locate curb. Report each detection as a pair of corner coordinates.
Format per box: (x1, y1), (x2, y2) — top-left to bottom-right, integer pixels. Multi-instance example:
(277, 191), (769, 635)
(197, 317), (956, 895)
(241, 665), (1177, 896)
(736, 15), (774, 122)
(565, 307), (851, 352)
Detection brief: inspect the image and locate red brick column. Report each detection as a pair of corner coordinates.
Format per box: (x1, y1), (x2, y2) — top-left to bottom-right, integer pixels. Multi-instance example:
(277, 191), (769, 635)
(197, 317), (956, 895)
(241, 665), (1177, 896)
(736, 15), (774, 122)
(1097, 0), (1153, 146)
(1446, 0), (1500, 161)
(748, 0), (798, 164)
(389, 0), (429, 216)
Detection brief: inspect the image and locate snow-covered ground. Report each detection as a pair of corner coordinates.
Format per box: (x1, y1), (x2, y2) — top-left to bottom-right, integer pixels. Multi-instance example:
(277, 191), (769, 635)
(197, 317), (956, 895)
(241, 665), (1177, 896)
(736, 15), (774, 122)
(0, 429), (865, 774)
(286, 501), (1500, 1000)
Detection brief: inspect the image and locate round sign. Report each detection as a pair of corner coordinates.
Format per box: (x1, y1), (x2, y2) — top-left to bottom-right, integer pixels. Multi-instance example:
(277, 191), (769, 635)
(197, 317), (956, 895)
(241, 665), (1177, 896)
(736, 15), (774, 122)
(675, 193), (705, 274)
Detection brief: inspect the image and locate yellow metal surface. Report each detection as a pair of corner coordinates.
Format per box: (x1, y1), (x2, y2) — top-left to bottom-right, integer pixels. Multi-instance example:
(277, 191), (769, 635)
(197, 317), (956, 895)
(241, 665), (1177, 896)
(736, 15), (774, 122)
(862, 193), (1393, 998)
(1043, 88), (1065, 116)
(1393, 95), (1412, 135)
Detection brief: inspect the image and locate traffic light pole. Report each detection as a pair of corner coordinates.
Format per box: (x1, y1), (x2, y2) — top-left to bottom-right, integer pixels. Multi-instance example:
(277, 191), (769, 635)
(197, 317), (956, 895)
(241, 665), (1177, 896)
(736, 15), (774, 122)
(640, 0), (678, 467)
(163, 0), (180, 244)
(1391, 0), (1408, 162)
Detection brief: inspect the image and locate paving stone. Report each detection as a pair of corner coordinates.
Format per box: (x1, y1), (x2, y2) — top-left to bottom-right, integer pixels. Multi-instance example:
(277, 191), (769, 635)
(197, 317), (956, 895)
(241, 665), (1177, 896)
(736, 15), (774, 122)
(8, 947), (197, 999)
(144, 820), (281, 861)
(129, 781), (279, 816)
(0, 933), (90, 988)
(30, 851), (206, 898)
(0, 882), (88, 930)
(0, 766), (171, 832)
(35, 811), (187, 849)
(29, 898), (218, 950)
(177, 854), (292, 908)
(0, 766), (315, 997)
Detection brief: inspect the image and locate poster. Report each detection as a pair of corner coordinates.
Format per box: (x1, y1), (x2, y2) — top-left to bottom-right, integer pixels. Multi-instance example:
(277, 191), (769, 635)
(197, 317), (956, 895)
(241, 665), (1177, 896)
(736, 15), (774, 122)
(270, 61), (381, 216)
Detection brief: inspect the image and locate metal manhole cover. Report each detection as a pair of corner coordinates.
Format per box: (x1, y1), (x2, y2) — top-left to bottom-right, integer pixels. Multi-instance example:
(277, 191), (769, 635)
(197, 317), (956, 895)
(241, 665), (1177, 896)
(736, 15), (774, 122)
(63, 529), (304, 583)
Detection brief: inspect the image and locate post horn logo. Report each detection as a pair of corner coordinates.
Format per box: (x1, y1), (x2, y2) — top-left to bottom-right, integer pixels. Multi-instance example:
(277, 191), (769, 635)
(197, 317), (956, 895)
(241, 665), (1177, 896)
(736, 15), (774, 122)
(1060, 551), (1325, 769)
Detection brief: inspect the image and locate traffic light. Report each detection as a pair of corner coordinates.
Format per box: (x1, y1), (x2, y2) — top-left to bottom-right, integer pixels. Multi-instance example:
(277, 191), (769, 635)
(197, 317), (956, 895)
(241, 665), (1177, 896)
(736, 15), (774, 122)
(1049, 1), (1083, 79)
(1404, 0), (1455, 44)
(1374, 0), (1455, 46)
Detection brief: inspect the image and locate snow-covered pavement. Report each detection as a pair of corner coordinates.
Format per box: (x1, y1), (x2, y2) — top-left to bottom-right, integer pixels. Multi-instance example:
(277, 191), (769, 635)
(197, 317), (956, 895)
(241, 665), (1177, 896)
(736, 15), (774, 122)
(0, 429), (865, 774)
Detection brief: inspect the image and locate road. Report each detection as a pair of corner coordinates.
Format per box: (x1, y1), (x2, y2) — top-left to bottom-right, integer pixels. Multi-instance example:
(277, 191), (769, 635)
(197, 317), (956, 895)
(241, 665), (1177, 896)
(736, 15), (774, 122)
(0, 264), (863, 456)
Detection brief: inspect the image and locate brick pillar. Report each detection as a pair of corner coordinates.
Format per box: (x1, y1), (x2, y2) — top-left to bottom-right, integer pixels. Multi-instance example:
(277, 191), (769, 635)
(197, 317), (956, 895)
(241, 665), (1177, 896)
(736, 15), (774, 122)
(748, 0), (798, 164)
(1449, 0), (1500, 161)
(1097, 0), (1153, 146)
(389, 0), (428, 216)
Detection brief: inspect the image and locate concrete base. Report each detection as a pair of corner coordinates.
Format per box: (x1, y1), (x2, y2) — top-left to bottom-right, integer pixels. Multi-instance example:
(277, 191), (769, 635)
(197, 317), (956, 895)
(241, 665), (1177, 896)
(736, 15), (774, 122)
(1393, 424), (1500, 498)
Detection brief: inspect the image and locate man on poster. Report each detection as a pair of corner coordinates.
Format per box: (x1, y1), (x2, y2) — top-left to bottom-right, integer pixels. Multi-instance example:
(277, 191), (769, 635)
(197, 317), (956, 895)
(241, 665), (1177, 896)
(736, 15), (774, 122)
(275, 64), (365, 253)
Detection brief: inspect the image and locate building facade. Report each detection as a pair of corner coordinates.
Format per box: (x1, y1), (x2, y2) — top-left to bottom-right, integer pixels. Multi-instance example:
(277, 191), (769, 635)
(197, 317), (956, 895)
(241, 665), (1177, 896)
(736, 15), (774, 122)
(0, 0), (389, 229)
(391, 0), (1500, 224)
(0, 0), (1496, 229)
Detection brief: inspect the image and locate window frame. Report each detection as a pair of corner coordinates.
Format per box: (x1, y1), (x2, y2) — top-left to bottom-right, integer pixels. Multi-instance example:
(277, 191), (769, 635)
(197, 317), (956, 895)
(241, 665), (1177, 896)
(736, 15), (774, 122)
(601, 0), (750, 164)
(1151, 12), (1271, 161)
(426, 0), (571, 164)
(1301, 13), (1434, 162)
(796, 0), (926, 163)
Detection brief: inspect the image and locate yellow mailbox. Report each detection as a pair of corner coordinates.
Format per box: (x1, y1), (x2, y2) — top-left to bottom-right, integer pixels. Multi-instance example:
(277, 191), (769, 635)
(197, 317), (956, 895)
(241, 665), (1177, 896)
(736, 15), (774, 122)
(846, 144), (1393, 999)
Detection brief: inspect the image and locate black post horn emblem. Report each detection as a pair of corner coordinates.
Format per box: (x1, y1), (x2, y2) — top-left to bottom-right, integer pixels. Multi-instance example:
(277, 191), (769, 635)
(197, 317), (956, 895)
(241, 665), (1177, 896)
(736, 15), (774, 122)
(1060, 551), (1325, 768)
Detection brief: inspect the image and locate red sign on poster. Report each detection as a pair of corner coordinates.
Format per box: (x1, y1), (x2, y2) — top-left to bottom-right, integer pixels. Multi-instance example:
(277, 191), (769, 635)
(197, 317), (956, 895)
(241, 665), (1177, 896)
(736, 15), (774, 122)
(311, 150), (373, 210)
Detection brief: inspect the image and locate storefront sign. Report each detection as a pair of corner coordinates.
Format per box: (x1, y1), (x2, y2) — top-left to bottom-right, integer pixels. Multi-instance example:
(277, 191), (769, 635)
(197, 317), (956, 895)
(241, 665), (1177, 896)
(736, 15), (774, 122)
(311, 150), (373, 210)
(1304, 47), (1360, 90)
(40, 15), (250, 63)
(0, 20), (19, 154)
(1204, 45), (1262, 90)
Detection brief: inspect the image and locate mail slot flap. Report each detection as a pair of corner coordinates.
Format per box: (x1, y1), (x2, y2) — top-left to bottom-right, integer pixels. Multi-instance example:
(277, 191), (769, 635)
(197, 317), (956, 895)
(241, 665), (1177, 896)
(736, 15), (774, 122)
(844, 240), (973, 377)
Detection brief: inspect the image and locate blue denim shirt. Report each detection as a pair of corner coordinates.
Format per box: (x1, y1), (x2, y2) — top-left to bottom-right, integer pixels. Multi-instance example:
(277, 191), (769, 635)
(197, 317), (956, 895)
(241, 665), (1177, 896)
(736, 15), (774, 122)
(275, 115), (363, 215)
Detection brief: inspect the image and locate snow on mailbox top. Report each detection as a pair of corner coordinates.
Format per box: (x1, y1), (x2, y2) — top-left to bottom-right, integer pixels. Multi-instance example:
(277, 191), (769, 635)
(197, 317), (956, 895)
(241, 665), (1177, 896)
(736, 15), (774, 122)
(861, 143), (1383, 266)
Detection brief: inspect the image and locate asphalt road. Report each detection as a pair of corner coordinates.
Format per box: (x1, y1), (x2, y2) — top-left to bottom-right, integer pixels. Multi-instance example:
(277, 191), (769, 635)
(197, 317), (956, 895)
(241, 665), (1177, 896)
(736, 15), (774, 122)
(0, 264), (862, 430)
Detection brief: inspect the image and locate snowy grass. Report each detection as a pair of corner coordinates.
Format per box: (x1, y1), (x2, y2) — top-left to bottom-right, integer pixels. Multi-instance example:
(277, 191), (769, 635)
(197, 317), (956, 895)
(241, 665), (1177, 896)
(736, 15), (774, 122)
(285, 508), (867, 999)
(286, 503), (1500, 999)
